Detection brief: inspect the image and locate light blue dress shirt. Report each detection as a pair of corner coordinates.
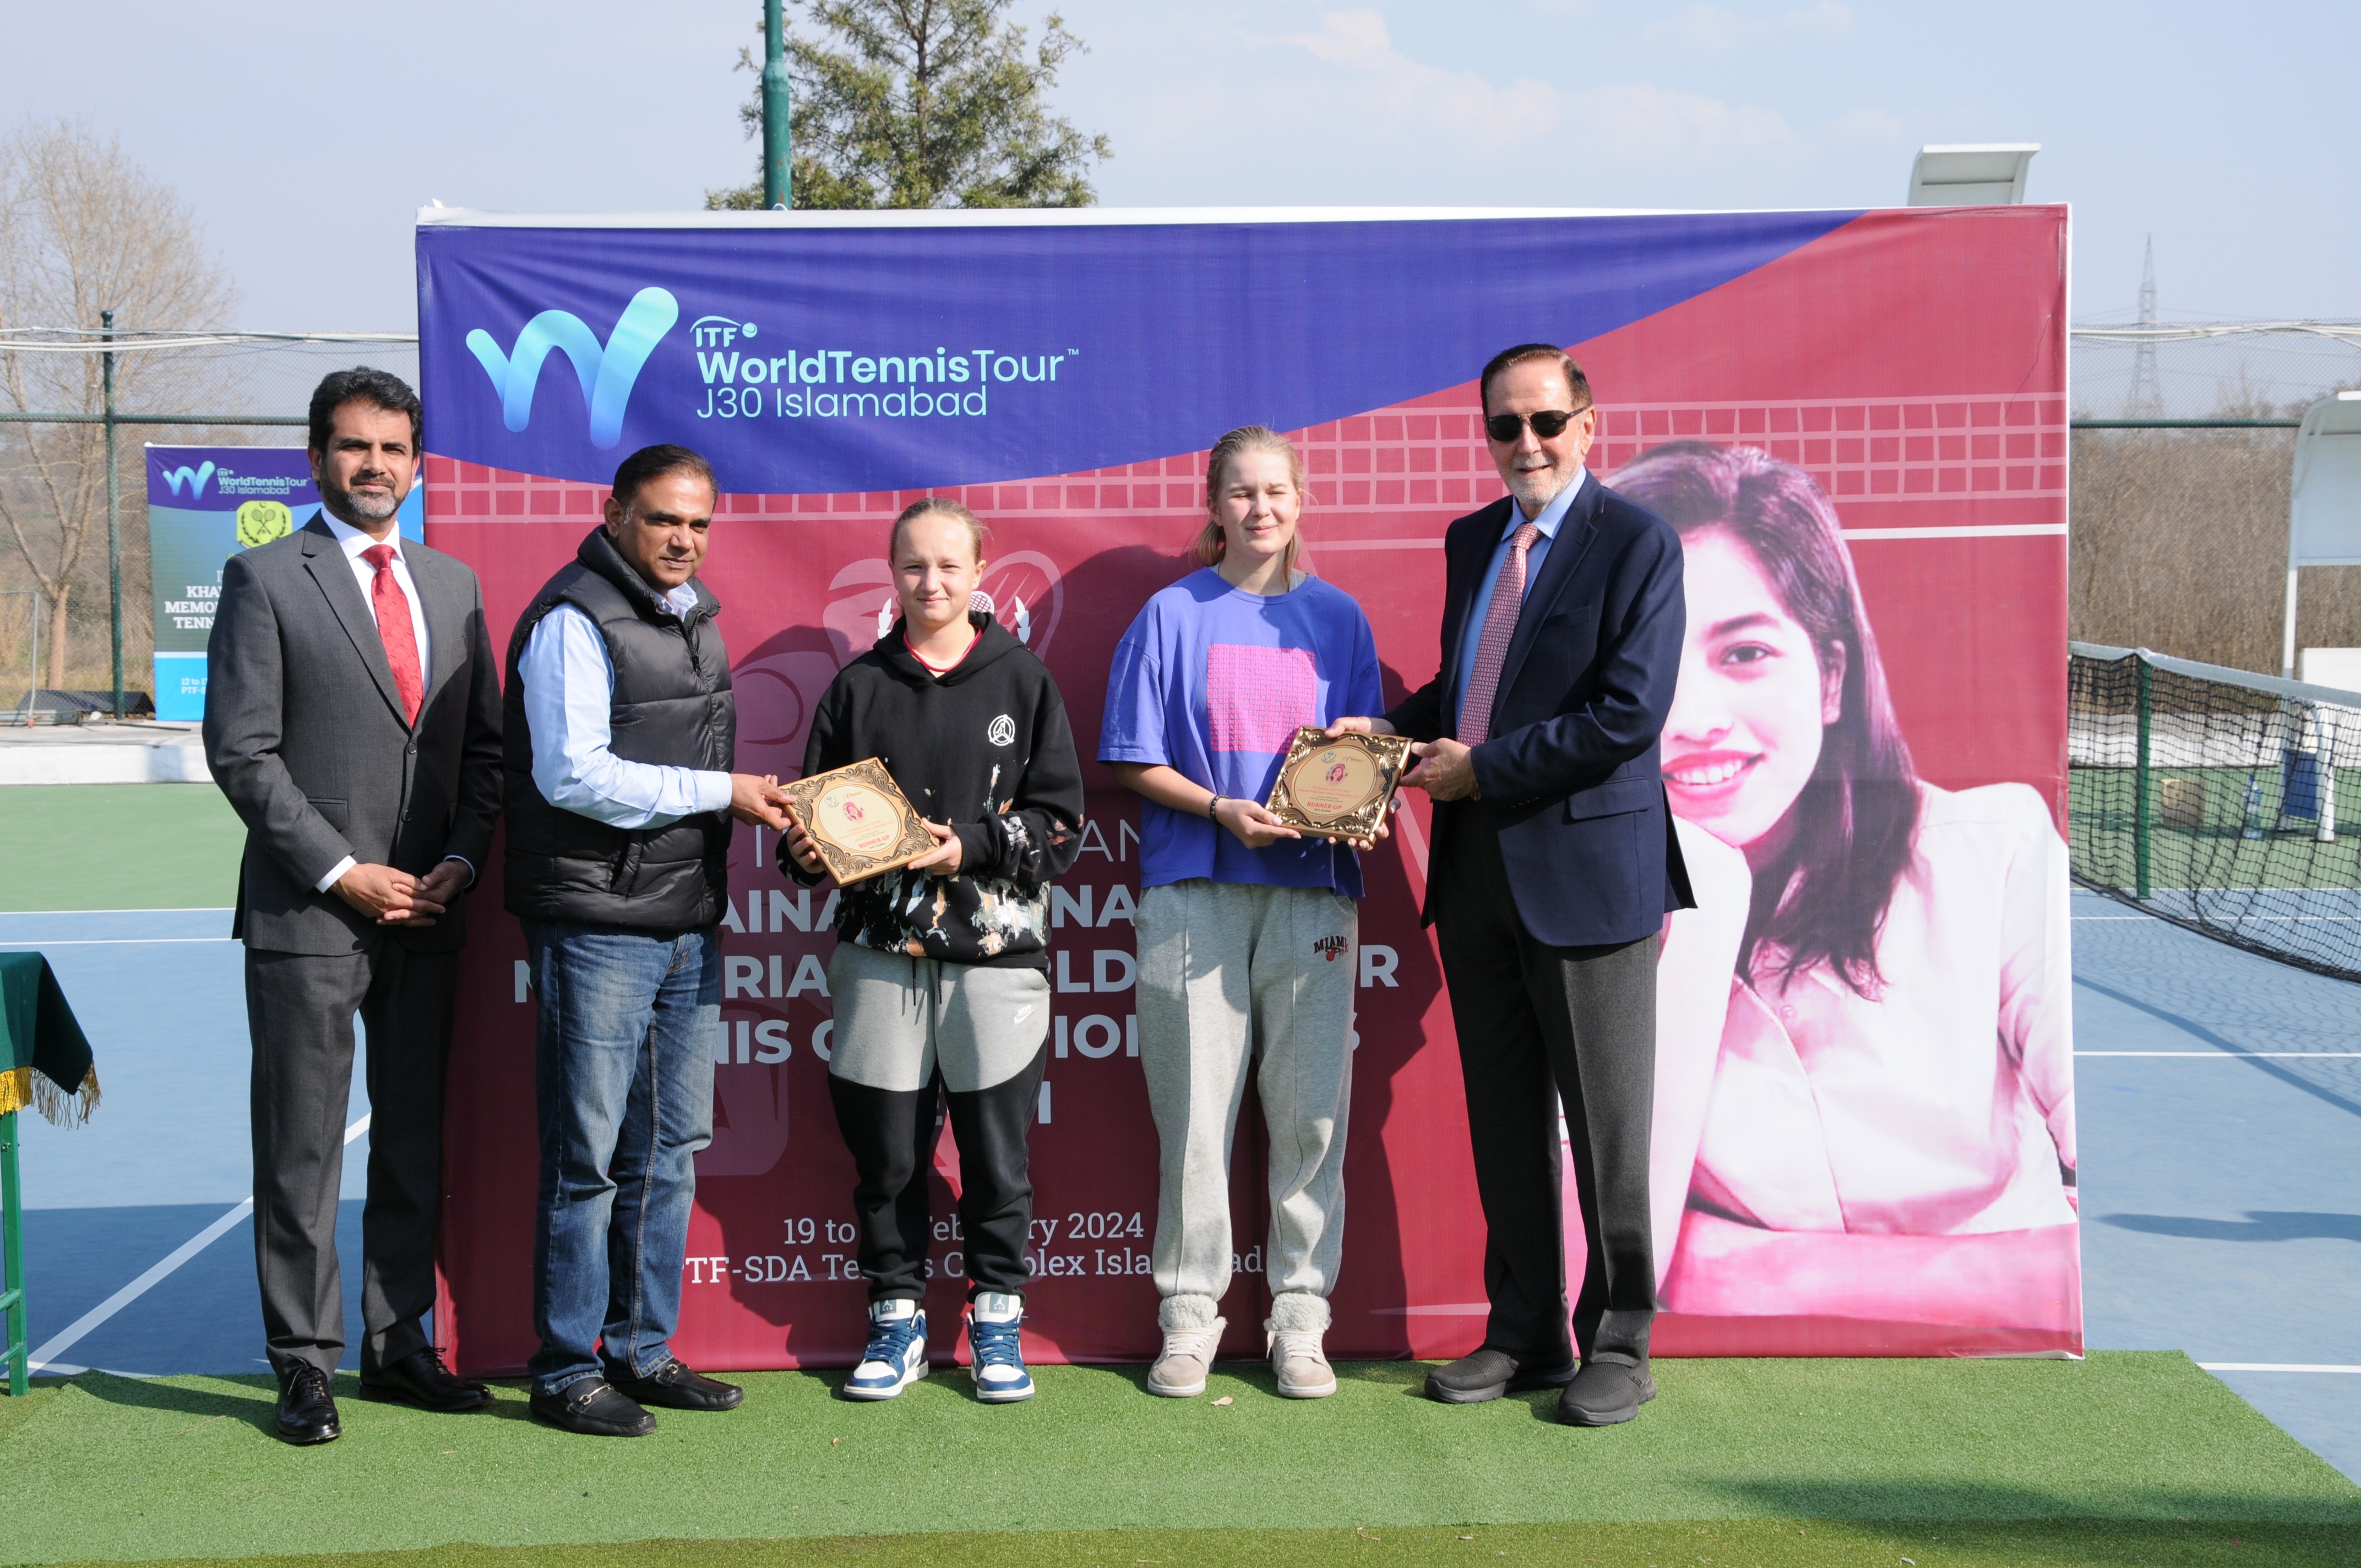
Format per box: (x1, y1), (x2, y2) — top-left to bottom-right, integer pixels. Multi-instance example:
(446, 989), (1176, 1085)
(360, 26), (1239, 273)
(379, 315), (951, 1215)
(517, 583), (735, 829)
(1452, 471), (1588, 734)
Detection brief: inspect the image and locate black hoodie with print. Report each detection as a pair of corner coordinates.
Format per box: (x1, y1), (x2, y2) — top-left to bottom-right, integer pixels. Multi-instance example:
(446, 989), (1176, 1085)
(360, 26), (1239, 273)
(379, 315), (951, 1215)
(784, 612), (1084, 968)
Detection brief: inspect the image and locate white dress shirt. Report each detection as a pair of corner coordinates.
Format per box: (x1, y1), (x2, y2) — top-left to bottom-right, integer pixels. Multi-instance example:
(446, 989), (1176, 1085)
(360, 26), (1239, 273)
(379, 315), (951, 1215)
(516, 584), (735, 829)
(319, 510), (432, 680)
(313, 510), (465, 894)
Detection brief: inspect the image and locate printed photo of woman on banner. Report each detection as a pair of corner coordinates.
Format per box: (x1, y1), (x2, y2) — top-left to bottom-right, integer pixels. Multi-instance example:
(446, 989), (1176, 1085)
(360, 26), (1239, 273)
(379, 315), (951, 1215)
(1616, 441), (2077, 1352)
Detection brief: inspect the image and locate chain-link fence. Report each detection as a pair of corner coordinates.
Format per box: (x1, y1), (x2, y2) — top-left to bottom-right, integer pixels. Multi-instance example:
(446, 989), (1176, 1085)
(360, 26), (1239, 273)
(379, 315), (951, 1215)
(2069, 325), (2361, 674)
(0, 330), (418, 717)
(3, 320), (2357, 715)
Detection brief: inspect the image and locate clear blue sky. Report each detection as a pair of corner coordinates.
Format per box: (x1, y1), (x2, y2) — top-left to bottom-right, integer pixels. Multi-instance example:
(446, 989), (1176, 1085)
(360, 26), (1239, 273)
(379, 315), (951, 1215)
(7, 1), (2354, 332)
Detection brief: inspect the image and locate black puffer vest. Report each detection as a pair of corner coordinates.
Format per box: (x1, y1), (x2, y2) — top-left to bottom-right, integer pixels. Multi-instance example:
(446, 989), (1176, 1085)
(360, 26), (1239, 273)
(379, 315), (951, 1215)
(503, 527), (736, 932)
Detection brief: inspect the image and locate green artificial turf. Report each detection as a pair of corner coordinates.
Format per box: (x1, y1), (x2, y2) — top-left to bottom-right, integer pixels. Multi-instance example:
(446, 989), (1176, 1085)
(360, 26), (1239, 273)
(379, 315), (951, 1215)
(0, 783), (242, 911)
(26, 1520), (2361, 1568)
(0, 1354), (2352, 1566)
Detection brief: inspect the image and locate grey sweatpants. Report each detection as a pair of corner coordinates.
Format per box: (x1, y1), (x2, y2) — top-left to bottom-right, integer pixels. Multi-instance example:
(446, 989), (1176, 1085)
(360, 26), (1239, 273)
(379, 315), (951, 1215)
(1135, 879), (1358, 1333)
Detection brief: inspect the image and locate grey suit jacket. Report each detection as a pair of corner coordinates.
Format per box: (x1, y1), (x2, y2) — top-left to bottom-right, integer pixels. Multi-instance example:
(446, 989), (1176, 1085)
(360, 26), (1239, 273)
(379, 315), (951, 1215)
(203, 516), (503, 956)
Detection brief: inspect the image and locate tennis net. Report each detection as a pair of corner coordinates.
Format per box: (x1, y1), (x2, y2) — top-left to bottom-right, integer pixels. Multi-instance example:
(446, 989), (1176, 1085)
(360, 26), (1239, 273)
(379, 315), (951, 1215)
(2070, 641), (2361, 981)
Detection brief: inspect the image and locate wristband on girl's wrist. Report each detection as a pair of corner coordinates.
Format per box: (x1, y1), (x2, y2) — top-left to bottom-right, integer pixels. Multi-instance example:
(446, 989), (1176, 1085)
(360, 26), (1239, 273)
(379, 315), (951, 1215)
(1207, 793), (1226, 821)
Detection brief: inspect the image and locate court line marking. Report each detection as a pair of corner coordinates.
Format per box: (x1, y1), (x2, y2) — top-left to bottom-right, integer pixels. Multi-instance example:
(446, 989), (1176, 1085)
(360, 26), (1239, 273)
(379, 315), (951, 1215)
(2200, 1363), (2361, 1375)
(0, 938), (232, 946)
(28, 1114), (372, 1374)
(2078, 1050), (2361, 1058)
(0, 907), (233, 917)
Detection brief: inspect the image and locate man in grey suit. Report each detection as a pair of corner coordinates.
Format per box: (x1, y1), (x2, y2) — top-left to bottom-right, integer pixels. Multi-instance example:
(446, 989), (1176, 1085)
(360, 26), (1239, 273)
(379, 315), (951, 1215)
(204, 367), (502, 1444)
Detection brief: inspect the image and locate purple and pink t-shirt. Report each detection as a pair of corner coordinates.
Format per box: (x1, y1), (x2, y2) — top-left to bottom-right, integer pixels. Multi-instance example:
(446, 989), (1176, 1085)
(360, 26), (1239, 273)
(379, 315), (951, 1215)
(1099, 569), (1385, 896)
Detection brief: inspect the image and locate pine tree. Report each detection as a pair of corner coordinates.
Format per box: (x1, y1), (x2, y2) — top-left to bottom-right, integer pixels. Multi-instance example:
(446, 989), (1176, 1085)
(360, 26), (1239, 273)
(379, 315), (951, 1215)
(707, 0), (1110, 210)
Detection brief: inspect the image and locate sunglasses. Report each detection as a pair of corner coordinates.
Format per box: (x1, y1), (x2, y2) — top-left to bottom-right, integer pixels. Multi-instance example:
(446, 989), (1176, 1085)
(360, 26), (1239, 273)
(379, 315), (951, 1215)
(1484, 407), (1591, 443)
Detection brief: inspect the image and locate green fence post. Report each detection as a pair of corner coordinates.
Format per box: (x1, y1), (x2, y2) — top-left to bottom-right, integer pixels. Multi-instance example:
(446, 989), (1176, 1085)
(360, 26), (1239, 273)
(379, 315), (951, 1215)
(0, 1108), (26, 1396)
(2135, 656), (2153, 901)
(761, 0), (791, 210)
(102, 309), (124, 722)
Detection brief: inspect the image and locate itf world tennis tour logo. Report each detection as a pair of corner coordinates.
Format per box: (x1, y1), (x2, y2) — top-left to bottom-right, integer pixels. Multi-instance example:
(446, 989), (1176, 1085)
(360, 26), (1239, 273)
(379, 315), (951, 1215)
(464, 285), (1079, 447)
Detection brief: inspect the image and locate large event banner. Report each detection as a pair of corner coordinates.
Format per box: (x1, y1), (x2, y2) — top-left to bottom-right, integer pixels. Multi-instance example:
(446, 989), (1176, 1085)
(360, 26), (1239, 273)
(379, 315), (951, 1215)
(418, 205), (2078, 1373)
(145, 446), (423, 720)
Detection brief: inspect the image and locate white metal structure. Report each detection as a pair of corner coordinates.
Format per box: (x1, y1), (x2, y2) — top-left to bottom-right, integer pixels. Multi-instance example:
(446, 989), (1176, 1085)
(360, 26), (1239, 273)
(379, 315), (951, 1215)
(2282, 391), (2361, 676)
(1907, 144), (2039, 206)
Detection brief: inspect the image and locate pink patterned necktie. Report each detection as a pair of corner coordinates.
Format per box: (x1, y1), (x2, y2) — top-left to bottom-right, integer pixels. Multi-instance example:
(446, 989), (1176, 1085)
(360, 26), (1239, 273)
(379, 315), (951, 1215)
(1458, 521), (1540, 747)
(360, 544), (424, 725)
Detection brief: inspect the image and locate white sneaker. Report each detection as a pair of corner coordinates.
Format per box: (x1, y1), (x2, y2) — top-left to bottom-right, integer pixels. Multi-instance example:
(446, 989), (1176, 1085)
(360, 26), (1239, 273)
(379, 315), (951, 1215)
(1147, 1317), (1226, 1397)
(966, 1291), (1035, 1404)
(1269, 1327), (1336, 1398)
(842, 1299), (927, 1401)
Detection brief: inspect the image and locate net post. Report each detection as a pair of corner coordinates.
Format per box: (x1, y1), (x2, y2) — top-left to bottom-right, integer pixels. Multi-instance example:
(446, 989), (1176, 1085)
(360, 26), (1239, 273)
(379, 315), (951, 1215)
(2134, 655), (2153, 901)
(2322, 706), (2341, 845)
(1, 1108), (26, 1396)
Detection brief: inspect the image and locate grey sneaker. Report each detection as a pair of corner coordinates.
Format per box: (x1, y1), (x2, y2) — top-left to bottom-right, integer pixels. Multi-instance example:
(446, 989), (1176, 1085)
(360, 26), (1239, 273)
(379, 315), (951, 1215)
(1147, 1318), (1225, 1397)
(1269, 1327), (1337, 1398)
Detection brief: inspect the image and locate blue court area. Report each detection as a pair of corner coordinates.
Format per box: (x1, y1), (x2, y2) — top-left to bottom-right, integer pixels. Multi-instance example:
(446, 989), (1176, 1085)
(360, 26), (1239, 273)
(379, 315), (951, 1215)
(0, 908), (369, 1378)
(3, 895), (2356, 1481)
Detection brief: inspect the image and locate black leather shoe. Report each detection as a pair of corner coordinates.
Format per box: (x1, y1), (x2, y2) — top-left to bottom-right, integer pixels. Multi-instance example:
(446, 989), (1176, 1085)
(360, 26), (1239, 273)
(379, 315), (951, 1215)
(605, 1357), (744, 1412)
(529, 1378), (657, 1437)
(1557, 1359), (1657, 1426)
(359, 1348), (492, 1413)
(1424, 1347), (1577, 1404)
(275, 1364), (342, 1445)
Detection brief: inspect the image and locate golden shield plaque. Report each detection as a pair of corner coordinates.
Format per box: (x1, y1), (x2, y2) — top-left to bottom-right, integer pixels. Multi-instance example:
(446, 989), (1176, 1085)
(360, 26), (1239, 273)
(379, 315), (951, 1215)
(1265, 727), (1412, 840)
(782, 758), (937, 885)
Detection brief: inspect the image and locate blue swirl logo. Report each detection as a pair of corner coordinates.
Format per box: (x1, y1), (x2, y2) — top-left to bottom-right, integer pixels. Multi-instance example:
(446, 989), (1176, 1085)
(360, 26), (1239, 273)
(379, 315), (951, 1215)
(464, 287), (680, 448)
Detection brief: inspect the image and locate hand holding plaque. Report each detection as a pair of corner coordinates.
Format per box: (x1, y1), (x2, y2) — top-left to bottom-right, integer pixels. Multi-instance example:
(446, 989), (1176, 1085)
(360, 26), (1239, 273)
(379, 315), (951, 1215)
(1265, 727), (1412, 843)
(781, 759), (937, 884)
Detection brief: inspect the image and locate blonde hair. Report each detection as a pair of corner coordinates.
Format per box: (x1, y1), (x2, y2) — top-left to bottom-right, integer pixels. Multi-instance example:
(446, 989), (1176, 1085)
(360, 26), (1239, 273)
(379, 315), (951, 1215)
(1196, 425), (1307, 574)
(890, 496), (989, 563)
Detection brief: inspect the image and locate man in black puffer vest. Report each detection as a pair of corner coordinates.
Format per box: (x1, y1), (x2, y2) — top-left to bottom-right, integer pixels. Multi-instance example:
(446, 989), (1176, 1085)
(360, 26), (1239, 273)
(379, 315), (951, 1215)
(504, 444), (791, 1438)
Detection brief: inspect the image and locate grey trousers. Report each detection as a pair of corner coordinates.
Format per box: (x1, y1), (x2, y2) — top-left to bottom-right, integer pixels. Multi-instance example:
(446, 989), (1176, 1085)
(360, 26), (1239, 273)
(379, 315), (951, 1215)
(1136, 879), (1357, 1331)
(246, 941), (456, 1380)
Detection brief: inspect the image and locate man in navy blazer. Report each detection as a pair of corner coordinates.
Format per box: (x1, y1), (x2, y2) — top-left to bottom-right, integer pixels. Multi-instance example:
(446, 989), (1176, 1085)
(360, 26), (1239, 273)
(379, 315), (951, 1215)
(1335, 344), (1691, 1425)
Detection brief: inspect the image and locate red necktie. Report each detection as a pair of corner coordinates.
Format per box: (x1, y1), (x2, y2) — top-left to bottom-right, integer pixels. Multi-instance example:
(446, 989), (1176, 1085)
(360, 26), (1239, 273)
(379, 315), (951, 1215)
(1459, 521), (1540, 747)
(360, 543), (423, 725)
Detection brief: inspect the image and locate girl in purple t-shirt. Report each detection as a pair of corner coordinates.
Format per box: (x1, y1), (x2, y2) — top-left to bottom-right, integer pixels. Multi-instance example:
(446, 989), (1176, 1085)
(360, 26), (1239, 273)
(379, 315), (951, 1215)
(1100, 426), (1386, 1401)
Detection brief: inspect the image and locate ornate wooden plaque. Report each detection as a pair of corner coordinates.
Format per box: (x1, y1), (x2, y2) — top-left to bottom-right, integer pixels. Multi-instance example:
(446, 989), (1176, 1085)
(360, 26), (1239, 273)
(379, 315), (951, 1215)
(782, 758), (935, 884)
(1265, 727), (1412, 839)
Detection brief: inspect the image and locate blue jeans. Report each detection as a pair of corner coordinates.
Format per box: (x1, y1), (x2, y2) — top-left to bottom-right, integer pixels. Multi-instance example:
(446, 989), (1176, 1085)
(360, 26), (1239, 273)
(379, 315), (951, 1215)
(523, 921), (719, 1398)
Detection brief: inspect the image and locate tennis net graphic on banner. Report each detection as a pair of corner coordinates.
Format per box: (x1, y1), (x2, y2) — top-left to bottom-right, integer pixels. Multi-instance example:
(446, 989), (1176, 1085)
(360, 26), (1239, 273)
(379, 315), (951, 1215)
(2070, 641), (2361, 981)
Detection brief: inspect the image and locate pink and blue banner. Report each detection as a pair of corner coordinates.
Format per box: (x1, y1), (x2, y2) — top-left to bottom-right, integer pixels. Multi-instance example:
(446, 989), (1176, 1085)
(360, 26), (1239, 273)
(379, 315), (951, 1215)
(418, 205), (2078, 1372)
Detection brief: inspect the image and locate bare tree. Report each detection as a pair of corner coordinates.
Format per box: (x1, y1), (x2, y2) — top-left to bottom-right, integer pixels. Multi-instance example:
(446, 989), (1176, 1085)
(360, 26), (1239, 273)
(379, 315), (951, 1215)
(0, 119), (233, 688)
(2070, 393), (2361, 674)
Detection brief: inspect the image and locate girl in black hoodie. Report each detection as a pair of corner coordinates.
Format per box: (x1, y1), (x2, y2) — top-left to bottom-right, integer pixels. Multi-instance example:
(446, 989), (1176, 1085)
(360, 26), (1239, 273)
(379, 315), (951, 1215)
(782, 497), (1082, 1403)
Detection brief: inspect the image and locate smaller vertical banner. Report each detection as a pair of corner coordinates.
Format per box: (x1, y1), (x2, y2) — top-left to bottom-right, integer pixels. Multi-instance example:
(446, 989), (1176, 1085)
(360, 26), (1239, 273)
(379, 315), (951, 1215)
(144, 446), (422, 720)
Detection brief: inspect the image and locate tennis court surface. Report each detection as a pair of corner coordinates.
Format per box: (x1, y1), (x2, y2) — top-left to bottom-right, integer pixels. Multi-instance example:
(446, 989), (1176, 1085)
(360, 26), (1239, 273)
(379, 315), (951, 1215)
(2, 785), (2358, 1566)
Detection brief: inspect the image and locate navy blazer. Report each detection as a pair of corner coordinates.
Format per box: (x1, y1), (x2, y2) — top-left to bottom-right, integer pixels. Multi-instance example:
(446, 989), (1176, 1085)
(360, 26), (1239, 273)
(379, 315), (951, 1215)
(1386, 477), (1695, 948)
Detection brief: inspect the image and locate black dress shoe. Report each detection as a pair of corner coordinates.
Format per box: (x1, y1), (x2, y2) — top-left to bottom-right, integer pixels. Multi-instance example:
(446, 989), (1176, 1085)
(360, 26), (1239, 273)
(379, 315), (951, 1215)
(1557, 1359), (1657, 1426)
(605, 1357), (744, 1412)
(529, 1378), (657, 1437)
(1424, 1347), (1578, 1404)
(275, 1364), (342, 1445)
(359, 1348), (492, 1413)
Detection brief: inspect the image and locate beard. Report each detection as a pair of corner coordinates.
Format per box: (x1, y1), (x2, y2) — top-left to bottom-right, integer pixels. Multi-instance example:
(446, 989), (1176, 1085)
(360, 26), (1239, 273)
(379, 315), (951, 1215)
(1507, 463), (1574, 515)
(321, 468), (401, 524)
